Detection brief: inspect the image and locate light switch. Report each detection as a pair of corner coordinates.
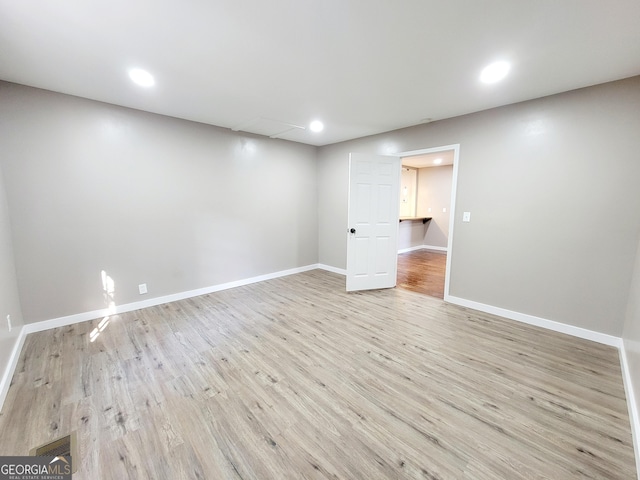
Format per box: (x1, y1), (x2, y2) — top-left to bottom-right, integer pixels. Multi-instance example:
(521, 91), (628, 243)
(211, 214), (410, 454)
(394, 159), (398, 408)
(463, 212), (471, 222)
(442, 207), (447, 213)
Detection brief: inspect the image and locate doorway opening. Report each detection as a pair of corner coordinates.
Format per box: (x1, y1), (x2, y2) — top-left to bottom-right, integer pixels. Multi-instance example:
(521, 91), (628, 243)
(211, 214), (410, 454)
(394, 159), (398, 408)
(394, 145), (459, 299)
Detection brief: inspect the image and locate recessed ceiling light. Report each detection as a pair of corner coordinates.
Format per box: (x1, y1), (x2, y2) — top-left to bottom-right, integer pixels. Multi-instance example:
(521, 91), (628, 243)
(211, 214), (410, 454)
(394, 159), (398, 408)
(433, 158), (443, 165)
(309, 120), (324, 132)
(480, 61), (510, 84)
(129, 68), (155, 87)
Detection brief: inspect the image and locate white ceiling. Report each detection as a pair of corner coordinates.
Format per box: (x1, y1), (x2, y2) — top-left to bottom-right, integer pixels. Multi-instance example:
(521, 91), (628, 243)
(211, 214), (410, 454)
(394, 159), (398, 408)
(402, 151), (455, 169)
(1, 0), (639, 146)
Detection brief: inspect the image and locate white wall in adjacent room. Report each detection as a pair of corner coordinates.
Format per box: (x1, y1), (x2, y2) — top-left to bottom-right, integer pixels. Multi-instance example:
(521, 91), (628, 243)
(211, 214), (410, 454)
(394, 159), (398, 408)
(417, 164), (453, 249)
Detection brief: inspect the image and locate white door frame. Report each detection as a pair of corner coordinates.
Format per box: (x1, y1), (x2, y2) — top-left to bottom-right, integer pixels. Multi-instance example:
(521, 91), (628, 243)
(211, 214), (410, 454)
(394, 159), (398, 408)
(390, 144), (460, 299)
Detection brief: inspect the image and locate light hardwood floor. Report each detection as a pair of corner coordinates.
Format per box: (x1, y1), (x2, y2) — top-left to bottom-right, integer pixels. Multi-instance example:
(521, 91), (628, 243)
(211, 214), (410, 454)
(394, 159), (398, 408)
(0, 270), (636, 479)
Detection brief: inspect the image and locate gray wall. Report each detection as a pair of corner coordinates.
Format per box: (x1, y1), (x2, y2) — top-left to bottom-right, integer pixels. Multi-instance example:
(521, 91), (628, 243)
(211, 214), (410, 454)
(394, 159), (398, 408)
(0, 165), (24, 376)
(318, 76), (640, 336)
(397, 221), (428, 251)
(0, 82), (318, 323)
(623, 235), (640, 439)
(418, 165), (453, 249)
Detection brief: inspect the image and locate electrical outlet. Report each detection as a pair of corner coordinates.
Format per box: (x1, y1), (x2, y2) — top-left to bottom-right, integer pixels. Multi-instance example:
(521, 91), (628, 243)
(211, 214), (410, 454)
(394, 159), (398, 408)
(138, 283), (148, 295)
(442, 207), (447, 213)
(6, 314), (11, 332)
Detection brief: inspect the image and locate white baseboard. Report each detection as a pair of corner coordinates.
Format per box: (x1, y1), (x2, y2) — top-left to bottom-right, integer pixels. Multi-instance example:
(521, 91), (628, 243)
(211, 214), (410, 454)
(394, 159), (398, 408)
(24, 264), (322, 335)
(620, 341), (640, 479)
(423, 244), (448, 253)
(0, 326), (27, 414)
(317, 264), (347, 276)
(398, 245), (425, 254)
(445, 294), (621, 347)
(398, 244), (448, 254)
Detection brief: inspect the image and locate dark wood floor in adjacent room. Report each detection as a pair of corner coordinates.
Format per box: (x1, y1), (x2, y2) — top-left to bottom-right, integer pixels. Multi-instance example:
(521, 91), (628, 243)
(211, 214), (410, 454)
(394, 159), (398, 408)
(397, 249), (447, 298)
(0, 270), (636, 479)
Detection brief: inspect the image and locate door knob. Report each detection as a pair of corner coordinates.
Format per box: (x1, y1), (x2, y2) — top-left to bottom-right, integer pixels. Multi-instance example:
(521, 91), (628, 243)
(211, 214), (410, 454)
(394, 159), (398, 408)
(350, 228), (356, 234)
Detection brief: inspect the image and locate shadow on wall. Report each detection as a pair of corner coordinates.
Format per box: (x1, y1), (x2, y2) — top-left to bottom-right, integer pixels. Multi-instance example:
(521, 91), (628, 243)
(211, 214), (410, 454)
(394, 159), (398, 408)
(423, 221), (448, 247)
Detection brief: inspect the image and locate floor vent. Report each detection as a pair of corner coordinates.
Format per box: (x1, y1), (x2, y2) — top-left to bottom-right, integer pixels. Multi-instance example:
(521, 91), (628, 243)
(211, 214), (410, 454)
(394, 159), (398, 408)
(30, 431), (78, 473)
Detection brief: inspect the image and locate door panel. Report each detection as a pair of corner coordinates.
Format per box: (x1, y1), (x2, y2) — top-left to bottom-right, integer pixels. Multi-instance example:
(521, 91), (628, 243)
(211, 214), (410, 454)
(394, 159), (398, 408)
(377, 184), (392, 221)
(346, 153), (400, 291)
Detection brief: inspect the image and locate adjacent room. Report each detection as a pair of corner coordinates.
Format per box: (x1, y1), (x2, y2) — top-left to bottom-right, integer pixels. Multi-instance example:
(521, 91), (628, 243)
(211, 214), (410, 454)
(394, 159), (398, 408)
(397, 150), (454, 299)
(1, 1), (640, 478)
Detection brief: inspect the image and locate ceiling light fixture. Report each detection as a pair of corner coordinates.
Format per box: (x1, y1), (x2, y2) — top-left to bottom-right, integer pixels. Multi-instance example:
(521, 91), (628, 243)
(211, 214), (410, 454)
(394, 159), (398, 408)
(309, 120), (324, 132)
(480, 61), (510, 84)
(433, 158), (443, 165)
(129, 68), (155, 87)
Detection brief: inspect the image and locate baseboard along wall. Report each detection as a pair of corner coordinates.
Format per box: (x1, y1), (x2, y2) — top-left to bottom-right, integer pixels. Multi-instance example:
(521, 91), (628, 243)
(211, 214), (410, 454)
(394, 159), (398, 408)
(23, 264), (326, 336)
(444, 294), (621, 347)
(620, 343), (640, 480)
(0, 327), (27, 413)
(398, 244), (448, 254)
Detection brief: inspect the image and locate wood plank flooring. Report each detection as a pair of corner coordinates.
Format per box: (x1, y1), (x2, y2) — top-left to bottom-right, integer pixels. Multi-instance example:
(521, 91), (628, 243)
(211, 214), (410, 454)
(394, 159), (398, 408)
(397, 250), (447, 298)
(0, 270), (636, 479)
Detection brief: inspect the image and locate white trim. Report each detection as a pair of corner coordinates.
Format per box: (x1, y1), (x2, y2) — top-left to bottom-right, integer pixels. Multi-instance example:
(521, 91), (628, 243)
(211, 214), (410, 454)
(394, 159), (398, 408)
(620, 341), (640, 479)
(317, 264), (347, 276)
(445, 294), (621, 347)
(0, 326), (27, 413)
(398, 245), (425, 254)
(444, 146), (459, 299)
(24, 307), (114, 334)
(422, 244), (448, 253)
(396, 144), (461, 157)
(397, 244), (448, 254)
(24, 264), (322, 335)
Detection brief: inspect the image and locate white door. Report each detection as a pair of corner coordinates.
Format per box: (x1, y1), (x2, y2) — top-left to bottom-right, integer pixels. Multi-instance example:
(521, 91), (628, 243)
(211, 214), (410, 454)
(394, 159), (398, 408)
(346, 153), (400, 291)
